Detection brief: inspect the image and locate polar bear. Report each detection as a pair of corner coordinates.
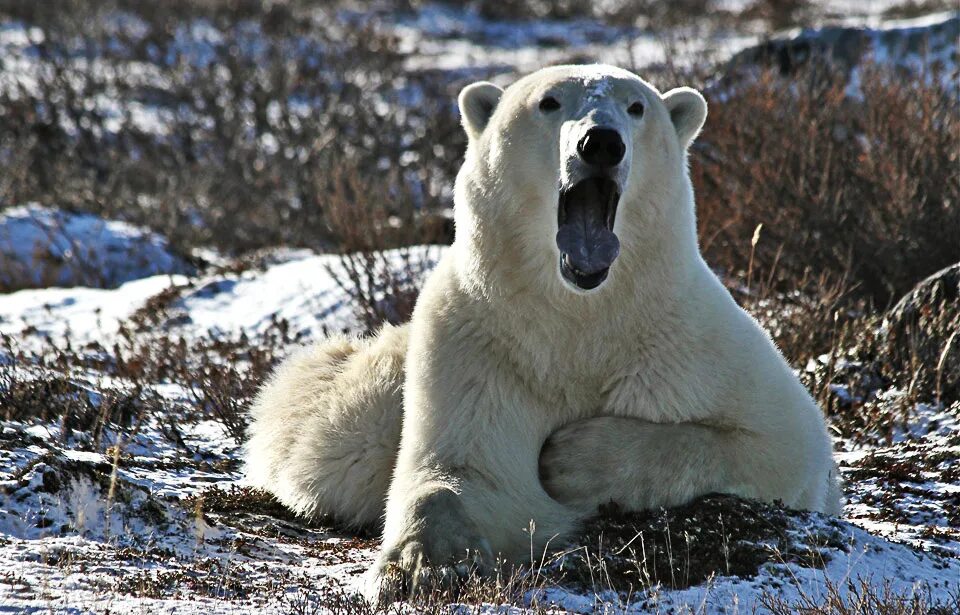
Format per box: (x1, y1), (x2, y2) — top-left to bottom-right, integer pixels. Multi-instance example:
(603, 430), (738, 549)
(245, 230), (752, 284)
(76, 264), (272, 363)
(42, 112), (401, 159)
(244, 64), (841, 598)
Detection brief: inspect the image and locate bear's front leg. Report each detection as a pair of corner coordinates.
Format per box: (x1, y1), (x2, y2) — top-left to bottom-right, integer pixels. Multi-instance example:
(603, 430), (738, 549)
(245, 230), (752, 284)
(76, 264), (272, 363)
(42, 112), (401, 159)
(365, 266), (583, 602)
(368, 450), (575, 602)
(539, 414), (835, 514)
(366, 360), (575, 598)
(539, 417), (730, 513)
(367, 484), (494, 602)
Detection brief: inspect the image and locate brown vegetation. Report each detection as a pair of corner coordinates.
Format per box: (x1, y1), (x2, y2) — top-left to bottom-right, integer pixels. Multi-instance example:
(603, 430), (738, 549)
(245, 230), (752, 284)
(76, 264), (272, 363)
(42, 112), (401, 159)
(0, 0), (461, 264)
(695, 65), (959, 308)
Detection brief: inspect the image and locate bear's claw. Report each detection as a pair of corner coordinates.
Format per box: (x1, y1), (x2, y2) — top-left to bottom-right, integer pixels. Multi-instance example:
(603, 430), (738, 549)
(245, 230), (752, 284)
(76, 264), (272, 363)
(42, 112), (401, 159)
(367, 540), (493, 604)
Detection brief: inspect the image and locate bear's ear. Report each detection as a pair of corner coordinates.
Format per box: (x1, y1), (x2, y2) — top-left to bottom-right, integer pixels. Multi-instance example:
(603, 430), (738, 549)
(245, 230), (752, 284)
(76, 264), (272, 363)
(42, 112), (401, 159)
(662, 87), (707, 149)
(458, 81), (503, 141)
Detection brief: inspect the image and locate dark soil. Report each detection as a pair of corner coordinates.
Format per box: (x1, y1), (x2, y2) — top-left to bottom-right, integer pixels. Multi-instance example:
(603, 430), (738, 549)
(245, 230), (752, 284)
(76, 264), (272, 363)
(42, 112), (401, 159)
(554, 494), (847, 594)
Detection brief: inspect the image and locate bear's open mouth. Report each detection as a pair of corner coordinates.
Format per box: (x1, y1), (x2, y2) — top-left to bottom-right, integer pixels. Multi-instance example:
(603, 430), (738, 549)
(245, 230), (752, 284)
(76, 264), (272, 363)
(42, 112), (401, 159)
(556, 177), (621, 291)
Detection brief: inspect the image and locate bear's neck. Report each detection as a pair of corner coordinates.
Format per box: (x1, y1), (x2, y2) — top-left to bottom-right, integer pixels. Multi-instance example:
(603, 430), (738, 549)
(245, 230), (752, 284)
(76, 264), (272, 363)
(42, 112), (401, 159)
(451, 189), (706, 336)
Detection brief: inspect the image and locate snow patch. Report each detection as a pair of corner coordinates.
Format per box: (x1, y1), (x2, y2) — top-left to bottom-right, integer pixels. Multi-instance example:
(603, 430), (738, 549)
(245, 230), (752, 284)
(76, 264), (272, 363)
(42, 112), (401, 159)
(0, 205), (193, 290)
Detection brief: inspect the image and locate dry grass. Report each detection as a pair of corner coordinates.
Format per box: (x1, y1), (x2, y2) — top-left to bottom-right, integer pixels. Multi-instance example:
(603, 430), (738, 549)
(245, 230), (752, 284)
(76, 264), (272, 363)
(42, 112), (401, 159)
(760, 578), (959, 615)
(739, 0), (813, 29)
(0, 336), (156, 444)
(111, 323), (292, 444)
(440, 0), (797, 29)
(882, 0), (958, 19)
(686, 64), (960, 440)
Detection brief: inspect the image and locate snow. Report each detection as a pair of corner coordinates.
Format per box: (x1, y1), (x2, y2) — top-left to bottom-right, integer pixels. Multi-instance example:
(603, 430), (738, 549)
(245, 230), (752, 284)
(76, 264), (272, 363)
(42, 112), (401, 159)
(836, 401), (960, 555)
(0, 246), (440, 357)
(584, 76), (613, 100)
(2, 3), (950, 160)
(367, 2), (960, 79)
(0, 400), (380, 613)
(0, 205), (192, 291)
(175, 251), (359, 340)
(865, 12), (959, 87)
(2, 407), (957, 613)
(0, 274), (183, 346)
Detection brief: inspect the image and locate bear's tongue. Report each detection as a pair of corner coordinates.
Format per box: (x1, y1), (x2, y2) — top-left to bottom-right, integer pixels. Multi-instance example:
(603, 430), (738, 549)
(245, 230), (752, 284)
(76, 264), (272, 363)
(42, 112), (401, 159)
(556, 182), (620, 275)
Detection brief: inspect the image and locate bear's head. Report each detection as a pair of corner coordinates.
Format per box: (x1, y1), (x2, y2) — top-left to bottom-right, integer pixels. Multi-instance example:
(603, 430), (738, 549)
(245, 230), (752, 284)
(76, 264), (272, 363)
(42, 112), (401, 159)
(453, 64), (706, 301)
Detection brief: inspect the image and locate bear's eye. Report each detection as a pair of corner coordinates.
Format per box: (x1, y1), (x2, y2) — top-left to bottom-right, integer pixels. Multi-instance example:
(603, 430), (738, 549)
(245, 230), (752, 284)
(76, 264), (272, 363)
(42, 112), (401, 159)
(539, 96), (561, 112)
(628, 101), (645, 117)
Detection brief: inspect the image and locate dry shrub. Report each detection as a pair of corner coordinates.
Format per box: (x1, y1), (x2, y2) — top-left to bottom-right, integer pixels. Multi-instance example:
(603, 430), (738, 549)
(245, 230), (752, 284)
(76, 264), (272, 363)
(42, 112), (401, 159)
(759, 266), (959, 443)
(0, 0), (462, 258)
(0, 310), (295, 449)
(323, 165), (448, 333)
(112, 320), (293, 444)
(730, 270), (864, 368)
(732, 265), (958, 440)
(880, 263), (960, 406)
(740, 0), (812, 29)
(817, 263), (960, 442)
(695, 65), (960, 307)
(466, 0), (715, 26)
(0, 335), (156, 446)
(882, 1), (958, 20)
(694, 64), (960, 438)
(1, 311), (291, 456)
(0, 372), (152, 444)
(760, 576), (959, 615)
(470, 0), (594, 20)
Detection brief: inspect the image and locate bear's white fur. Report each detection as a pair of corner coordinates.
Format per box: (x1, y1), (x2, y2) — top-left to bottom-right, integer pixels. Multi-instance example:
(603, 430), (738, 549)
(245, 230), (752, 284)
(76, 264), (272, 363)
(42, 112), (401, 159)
(245, 325), (405, 527)
(244, 64), (841, 599)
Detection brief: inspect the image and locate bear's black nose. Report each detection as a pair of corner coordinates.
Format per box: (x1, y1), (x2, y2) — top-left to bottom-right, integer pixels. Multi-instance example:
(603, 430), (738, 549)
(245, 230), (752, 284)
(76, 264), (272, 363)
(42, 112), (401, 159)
(577, 127), (625, 168)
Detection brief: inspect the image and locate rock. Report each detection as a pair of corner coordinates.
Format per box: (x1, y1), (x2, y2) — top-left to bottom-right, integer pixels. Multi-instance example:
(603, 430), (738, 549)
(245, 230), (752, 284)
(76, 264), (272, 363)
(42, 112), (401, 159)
(725, 13), (959, 78)
(882, 262), (960, 403)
